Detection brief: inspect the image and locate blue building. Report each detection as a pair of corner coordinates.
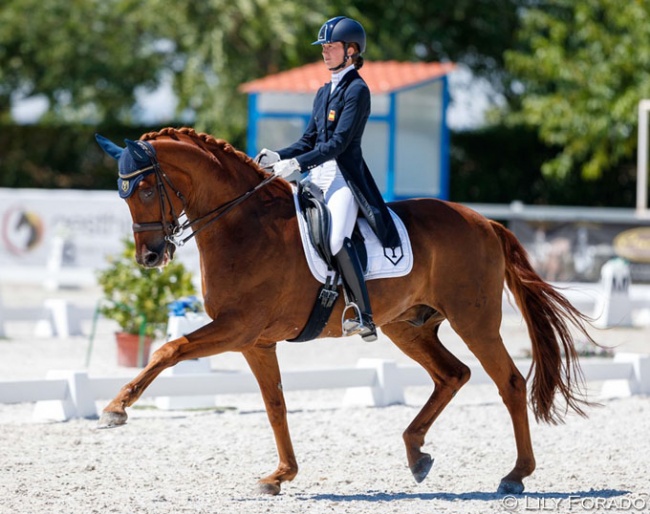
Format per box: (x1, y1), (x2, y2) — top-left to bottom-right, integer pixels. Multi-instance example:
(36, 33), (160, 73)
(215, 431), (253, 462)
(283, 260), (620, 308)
(241, 61), (455, 200)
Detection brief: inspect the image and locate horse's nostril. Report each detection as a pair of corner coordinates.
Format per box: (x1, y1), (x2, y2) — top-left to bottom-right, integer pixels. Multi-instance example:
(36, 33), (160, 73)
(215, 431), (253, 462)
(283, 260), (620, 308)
(143, 251), (159, 266)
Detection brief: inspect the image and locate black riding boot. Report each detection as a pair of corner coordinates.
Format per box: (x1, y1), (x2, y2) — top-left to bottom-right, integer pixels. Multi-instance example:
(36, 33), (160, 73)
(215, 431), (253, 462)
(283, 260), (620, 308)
(334, 237), (377, 341)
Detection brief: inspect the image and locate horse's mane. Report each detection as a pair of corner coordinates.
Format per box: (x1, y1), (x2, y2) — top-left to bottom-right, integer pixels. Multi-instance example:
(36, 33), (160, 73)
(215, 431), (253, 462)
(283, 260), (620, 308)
(140, 127), (267, 179)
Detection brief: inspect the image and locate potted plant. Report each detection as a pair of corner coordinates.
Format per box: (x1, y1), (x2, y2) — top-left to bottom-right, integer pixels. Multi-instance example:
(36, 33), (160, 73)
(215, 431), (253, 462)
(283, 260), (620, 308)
(96, 238), (197, 367)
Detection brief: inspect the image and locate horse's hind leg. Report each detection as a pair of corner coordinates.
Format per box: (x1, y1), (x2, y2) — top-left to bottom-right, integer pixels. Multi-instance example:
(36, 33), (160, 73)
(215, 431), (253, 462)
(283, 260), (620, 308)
(242, 344), (298, 495)
(451, 319), (535, 494)
(381, 321), (471, 483)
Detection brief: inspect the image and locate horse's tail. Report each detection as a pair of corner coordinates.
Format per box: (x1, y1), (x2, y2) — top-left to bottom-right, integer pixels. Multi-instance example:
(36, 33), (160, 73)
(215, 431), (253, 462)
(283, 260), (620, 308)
(490, 220), (595, 425)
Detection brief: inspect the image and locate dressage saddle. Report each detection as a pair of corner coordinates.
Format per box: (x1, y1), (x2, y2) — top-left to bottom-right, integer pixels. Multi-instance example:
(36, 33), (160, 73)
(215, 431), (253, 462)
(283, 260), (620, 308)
(297, 180), (367, 272)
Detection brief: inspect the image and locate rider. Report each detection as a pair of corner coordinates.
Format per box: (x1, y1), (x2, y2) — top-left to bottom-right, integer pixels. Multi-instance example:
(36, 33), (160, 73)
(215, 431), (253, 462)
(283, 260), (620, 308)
(256, 16), (401, 342)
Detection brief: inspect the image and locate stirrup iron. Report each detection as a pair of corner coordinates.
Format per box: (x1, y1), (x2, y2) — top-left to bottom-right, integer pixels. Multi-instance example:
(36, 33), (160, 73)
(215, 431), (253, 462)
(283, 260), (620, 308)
(341, 302), (377, 341)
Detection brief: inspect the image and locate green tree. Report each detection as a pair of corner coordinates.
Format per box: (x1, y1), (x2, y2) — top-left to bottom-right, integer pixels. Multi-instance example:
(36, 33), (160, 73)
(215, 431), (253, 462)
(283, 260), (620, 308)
(328, 0), (522, 99)
(0, 0), (328, 142)
(502, 0), (650, 180)
(169, 0), (524, 142)
(0, 0), (174, 124)
(1, 0), (525, 142)
(164, 1), (326, 143)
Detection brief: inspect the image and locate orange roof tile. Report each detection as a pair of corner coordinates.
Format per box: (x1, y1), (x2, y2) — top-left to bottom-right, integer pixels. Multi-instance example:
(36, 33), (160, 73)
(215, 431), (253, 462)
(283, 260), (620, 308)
(240, 61), (456, 94)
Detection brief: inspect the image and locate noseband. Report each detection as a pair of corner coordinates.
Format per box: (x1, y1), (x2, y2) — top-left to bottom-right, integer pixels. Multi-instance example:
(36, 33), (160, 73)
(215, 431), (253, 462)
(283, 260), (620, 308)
(126, 141), (277, 248)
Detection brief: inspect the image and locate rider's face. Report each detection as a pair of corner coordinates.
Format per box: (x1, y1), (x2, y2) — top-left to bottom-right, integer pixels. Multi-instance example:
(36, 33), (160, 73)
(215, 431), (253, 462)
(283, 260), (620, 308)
(321, 42), (348, 68)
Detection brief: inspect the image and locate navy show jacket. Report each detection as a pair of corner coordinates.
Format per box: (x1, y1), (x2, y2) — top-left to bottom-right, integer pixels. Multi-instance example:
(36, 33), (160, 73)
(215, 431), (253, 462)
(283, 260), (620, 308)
(277, 68), (401, 250)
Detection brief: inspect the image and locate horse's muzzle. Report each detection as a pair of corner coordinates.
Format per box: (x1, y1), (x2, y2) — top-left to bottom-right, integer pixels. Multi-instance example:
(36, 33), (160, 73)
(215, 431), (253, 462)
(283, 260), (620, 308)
(137, 241), (175, 268)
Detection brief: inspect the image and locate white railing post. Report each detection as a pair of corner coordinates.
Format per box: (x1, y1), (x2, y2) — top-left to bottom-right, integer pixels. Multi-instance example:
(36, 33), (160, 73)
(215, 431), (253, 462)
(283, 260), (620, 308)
(601, 353), (650, 397)
(342, 358), (405, 407)
(637, 100), (650, 216)
(33, 370), (97, 422)
(593, 258), (633, 328)
(622, 353), (650, 395)
(33, 299), (84, 339)
(156, 312), (214, 410)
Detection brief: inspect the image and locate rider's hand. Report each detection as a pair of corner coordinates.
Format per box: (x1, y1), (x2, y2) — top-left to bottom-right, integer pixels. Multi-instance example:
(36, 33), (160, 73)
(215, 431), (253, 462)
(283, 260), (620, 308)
(254, 148), (281, 168)
(273, 158), (301, 178)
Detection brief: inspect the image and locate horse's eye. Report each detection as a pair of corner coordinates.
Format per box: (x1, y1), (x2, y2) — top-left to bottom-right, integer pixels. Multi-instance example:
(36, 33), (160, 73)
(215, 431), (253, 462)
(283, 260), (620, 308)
(140, 187), (154, 200)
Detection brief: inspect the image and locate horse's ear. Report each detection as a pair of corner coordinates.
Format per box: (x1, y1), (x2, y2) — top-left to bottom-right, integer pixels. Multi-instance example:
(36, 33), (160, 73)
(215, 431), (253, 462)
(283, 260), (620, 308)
(95, 134), (124, 160)
(124, 138), (151, 165)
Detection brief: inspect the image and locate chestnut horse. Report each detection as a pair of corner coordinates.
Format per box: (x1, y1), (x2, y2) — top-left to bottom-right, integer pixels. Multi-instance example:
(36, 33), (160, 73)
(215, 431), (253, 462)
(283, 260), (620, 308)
(95, 127), (595, 496)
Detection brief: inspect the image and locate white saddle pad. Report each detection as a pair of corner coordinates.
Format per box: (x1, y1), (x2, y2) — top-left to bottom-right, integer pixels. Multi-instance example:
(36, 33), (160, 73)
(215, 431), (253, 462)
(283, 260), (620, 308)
(292, 188), (413, 284)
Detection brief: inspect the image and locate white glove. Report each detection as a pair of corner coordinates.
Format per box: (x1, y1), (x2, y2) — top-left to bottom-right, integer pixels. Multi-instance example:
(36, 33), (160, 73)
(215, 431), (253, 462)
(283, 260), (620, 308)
(273, 158), (301, 178)
(254, 148), (281, 168)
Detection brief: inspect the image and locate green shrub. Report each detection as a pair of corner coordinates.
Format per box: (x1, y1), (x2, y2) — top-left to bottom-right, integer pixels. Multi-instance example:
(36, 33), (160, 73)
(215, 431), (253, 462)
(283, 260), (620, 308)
(96, 238), (197, 338)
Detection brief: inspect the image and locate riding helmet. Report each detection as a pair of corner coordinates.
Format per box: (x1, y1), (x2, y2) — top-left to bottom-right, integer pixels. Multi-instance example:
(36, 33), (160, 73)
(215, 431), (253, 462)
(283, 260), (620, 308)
(312, 16), (366, 54)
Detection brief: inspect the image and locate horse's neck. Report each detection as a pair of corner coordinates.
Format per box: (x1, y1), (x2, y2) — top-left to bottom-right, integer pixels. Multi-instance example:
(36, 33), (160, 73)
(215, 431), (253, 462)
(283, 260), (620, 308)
(192, 181), (300, 308)
(181, 152), (261, 218)
(187, 161), (297, 263)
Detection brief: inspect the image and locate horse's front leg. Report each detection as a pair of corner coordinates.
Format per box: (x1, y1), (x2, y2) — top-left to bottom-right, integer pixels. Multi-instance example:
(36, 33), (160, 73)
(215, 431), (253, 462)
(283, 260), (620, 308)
(243, 344), (298, 496)
(98, 319), (250, 428)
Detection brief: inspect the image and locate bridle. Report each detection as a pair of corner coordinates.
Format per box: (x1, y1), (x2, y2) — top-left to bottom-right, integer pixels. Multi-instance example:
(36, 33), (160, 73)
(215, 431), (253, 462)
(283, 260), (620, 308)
(125, 140), (277, 248)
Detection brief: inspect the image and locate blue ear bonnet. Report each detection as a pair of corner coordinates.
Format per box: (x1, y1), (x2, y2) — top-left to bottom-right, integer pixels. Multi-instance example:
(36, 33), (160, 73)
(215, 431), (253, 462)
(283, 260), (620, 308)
(95, 134), (158, 199)
(117, 142), (157, 199)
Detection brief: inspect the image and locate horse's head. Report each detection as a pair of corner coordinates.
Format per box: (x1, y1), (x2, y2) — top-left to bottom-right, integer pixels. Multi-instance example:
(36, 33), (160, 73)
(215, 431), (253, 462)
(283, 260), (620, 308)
(95, 134), (183, 268)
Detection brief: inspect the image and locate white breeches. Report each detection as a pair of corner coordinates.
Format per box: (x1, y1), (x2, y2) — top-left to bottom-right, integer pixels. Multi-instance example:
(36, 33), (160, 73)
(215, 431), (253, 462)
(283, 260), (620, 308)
(308, 160), (359, 255)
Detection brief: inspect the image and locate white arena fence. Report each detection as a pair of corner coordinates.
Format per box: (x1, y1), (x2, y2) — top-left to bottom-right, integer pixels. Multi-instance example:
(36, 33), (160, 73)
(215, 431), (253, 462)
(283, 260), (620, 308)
(0, 355), (648, 422)
(0, 298), (96, 339)
(2, 277), (650, 340)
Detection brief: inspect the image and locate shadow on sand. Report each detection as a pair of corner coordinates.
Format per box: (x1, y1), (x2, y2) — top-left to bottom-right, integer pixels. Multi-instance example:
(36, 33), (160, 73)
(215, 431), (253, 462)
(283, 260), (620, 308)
(297, 488), (630, 503)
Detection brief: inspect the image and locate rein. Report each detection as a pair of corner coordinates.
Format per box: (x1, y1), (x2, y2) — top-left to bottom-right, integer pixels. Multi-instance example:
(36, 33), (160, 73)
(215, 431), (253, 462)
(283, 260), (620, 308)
(166, 174), (277, 247)
(129, 141), (277, 247)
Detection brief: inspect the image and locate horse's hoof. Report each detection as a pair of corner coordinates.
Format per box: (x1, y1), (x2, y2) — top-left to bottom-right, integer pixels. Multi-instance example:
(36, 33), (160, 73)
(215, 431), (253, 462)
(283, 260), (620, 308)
(410, 453), (434, 483)
(257, 481), (281, 496)
(97, 410), (128, 429)
(497, 479), (525, 495)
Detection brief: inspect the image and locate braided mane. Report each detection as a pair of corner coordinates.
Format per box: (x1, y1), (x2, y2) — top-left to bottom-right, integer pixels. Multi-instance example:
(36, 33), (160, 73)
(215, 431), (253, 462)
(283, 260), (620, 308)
(140, 127), (266, 179)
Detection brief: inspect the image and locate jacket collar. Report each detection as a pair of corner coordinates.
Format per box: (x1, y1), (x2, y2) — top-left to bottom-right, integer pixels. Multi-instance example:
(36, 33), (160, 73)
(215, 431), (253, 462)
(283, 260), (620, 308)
(328, 68), (360, 100)
(331, 64), (356, 89)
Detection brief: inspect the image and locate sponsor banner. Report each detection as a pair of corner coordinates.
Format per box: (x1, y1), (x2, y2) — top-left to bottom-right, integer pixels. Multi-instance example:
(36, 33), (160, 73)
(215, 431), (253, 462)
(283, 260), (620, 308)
(4, 188), (650, 285)
(0, 188), (199, 282)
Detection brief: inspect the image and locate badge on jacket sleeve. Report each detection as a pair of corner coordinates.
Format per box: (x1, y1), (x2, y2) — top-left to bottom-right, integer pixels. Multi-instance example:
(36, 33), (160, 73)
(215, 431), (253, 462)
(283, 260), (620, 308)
(328, 110), (336, 121)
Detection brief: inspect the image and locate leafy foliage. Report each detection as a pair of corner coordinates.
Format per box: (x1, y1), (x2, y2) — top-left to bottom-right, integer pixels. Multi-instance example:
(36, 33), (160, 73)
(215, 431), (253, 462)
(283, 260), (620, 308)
(0, 123), (153, 189)
(331, 0), (521, 97)
(1, 0), (522, 141)
(503, 0), (650, 180)
(0, 0), (174, 124)
(96, 238), (197, 337)
(3, 0), (647, 204)
(450, 125), (637, 207)
(164, 1), (324, 142)
(0, 0), (325, 142)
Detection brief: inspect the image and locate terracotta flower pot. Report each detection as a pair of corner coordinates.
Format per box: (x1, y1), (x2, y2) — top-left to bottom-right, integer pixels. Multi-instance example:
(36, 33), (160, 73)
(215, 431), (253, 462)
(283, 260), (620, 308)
(115, 332), (153, 367)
